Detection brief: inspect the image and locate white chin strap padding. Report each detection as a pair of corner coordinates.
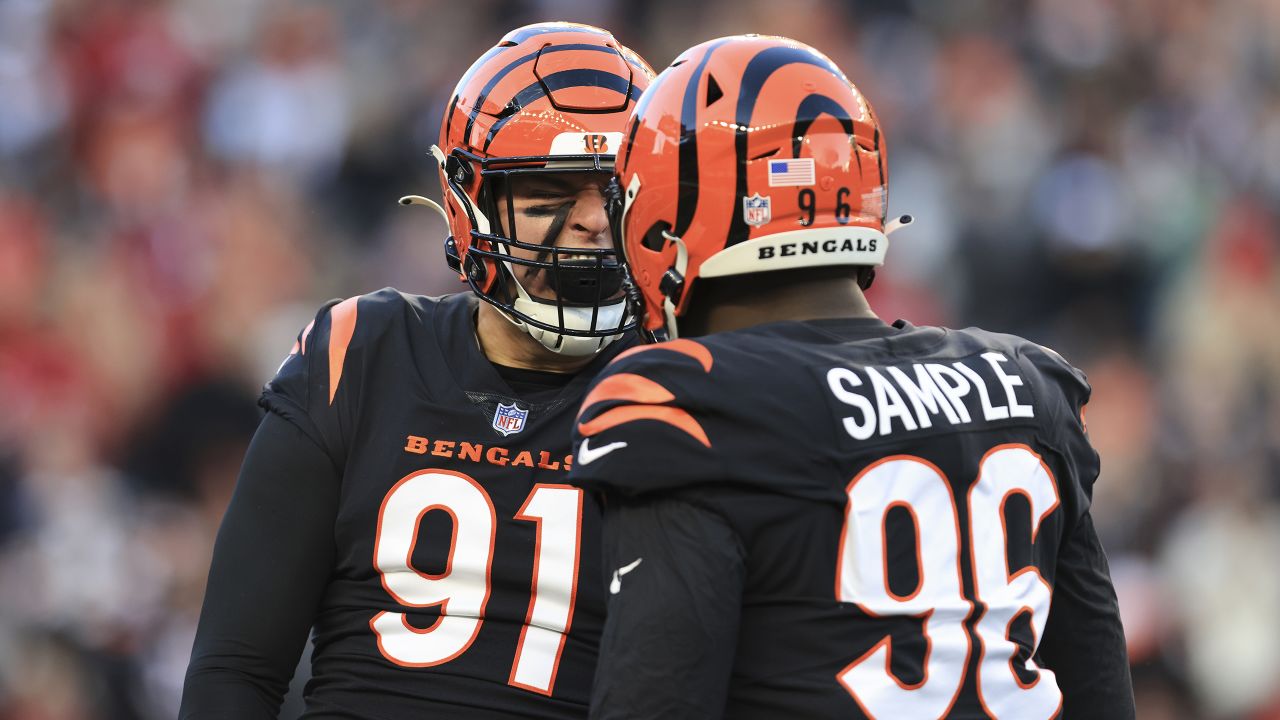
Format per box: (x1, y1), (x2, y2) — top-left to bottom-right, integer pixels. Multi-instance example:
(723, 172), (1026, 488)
(512, 293), (628, 356)
(660, 229), (689, 341)
(886, 214), (914, 235)
(399, 194), (449, 223)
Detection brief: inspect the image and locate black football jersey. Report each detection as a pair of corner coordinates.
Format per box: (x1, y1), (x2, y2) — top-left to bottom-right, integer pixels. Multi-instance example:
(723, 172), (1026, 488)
(261, 289), (624, 718)
(570, 317), (1133, 719)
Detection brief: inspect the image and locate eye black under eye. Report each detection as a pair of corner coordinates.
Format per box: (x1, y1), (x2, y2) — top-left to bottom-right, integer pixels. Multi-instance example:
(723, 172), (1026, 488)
(524, 202), (571, 216)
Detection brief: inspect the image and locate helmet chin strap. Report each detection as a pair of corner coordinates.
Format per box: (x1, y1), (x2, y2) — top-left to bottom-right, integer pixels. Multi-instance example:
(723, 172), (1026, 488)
(660, 229), (690, 341)
(399, 194), (448, 221)
(510, 281), (628, 356)
(886, 214), (914, 235)
(616, 173), (677, 343)
(490, 211), (628, 357)
(500, 195), (626, 355)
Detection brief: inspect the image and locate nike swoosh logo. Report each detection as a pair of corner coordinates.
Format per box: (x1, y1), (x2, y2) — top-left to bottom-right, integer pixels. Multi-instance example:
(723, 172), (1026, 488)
(578, 438), (627, 466)
(609, 558), (643, 595)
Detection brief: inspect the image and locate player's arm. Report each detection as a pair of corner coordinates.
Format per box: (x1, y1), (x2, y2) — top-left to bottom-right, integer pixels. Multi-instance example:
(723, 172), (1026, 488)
(179, 411), (340, 719)
(1022, 343), (1135, 716)
(1038, 510), (1135, 717)
(589, 494), (746, 720)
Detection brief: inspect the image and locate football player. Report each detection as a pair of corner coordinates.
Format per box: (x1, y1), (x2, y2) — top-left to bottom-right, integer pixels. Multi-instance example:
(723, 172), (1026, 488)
(180, 23), (654, 719)
(571, 35), (1135, 719)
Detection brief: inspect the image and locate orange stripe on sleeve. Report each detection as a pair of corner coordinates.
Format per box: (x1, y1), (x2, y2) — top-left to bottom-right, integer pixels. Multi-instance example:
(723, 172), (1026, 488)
(291, 319), (318, 356)
(328, 297), (359, 405)
(298, 319), (316, 355)
(578, 405), (711, 448)
(578, 373), (676, 421)
(613, 339), (713, 372)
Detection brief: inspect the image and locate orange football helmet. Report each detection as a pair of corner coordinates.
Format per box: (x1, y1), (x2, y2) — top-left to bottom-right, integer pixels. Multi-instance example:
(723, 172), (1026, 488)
(612, 35), (911, 340)
(401, 23), (654, 356)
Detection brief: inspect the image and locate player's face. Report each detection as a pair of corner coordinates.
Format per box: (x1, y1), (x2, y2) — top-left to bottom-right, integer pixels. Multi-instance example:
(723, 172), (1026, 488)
(495, 171), (619, 303)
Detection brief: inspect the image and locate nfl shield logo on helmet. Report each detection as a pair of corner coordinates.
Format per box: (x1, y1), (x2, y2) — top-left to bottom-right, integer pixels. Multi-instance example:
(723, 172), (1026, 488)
(492, 402), (529, 436)
(742, 193), (771, 227)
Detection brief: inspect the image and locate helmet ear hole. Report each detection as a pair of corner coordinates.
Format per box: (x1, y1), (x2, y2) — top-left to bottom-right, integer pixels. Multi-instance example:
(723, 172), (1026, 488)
(464, 252), (489, 287)
(641, 221), (672, 252)
(445, 154), (474, 186)
(444, 237), (463, 273)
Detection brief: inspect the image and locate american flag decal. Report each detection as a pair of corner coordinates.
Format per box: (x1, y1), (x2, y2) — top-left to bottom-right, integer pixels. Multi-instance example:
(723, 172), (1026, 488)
(767, 158), (815, 187)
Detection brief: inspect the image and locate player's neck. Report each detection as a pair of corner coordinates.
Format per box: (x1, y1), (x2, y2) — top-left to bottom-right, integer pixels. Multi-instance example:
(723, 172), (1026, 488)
(678, 272), (877, 337)
(474, 300), (594, 373)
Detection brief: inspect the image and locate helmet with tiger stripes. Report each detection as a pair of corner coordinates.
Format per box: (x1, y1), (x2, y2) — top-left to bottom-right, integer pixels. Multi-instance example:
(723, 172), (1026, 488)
(418, 22), (654, 356)
(611, 34), (911, 340)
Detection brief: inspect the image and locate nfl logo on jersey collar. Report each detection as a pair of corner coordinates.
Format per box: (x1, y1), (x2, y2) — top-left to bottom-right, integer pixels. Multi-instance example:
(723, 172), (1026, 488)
(492, 402), (529, 436)
(743, 193), (771, 227)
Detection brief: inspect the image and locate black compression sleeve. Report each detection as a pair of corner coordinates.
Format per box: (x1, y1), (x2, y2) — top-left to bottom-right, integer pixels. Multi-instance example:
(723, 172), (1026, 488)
(589, 496), (746, 720)
(180, 411), (341, 720)
(1039, 512), (1136, 718)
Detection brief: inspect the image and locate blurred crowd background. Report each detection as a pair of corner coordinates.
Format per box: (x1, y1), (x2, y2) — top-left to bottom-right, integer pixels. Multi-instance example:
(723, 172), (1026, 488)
(1, 0), (1277, 717)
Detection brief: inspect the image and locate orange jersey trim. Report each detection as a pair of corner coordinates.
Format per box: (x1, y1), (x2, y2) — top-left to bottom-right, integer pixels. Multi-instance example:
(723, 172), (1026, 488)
(299, 319), (316, 354)
(613, 339), (713, 372)
(577, 373), (676, 421)
(328, 297), (359, 405)
(289, 319), (317, 356)
(578, 405), (710, 447)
